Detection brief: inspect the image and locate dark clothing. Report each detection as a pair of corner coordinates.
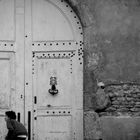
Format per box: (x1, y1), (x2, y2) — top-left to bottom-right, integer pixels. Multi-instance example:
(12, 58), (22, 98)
(5, 119), (27, 140)
(15, 138), (26, 140)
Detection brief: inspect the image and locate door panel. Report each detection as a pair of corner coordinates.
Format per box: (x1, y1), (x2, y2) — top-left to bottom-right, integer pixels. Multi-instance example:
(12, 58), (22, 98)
(0, 53), (15, 108)
(0, 52), (15, 139)
(34, 52), (75, 108)
(32, 0), (74, 41)
(0, 0), (15, 40)
(36, 116), (72, 140)
(33, 51), (75, 139)
(0, 55), (12, 108)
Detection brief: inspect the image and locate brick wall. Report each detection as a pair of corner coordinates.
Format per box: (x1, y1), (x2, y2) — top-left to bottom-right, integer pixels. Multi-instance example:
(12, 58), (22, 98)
(99, 84), (140, 116)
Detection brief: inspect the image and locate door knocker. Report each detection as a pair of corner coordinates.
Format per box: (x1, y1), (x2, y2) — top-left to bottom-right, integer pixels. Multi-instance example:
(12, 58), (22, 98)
(48, 77), (58, 95)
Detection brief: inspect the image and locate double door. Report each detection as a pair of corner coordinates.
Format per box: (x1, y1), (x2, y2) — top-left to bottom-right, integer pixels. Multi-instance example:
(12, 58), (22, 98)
(0, 0), (83, 140)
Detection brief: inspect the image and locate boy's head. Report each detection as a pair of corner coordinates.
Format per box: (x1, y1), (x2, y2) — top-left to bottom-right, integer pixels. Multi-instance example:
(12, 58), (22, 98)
(5, 111), (16, 120)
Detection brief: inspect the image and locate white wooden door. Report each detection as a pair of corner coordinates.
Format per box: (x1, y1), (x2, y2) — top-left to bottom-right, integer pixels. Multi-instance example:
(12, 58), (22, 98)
(0, 0), (83, 140)
(30, 0), (83, 140)
(0, 0), (25, 139)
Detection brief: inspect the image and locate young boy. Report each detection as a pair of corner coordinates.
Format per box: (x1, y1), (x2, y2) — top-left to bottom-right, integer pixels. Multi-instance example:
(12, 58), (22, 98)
(5, 111), (28, 140)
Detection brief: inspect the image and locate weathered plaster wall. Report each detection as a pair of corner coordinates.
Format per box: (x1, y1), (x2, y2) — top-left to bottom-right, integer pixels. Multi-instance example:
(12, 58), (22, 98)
(67, 0), (140, 140)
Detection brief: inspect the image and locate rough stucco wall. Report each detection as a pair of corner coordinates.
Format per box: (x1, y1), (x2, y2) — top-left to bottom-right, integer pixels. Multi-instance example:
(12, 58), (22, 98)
(67, 0), (140, 140)
(81, 0), (140, 83)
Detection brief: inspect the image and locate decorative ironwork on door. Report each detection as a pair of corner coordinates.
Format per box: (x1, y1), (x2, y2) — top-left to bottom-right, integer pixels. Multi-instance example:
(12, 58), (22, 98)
(48, 77), (58, 95)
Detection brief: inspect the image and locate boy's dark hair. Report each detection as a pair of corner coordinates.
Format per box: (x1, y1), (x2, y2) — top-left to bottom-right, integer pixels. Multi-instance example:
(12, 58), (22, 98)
(5, 111), (16, 120)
